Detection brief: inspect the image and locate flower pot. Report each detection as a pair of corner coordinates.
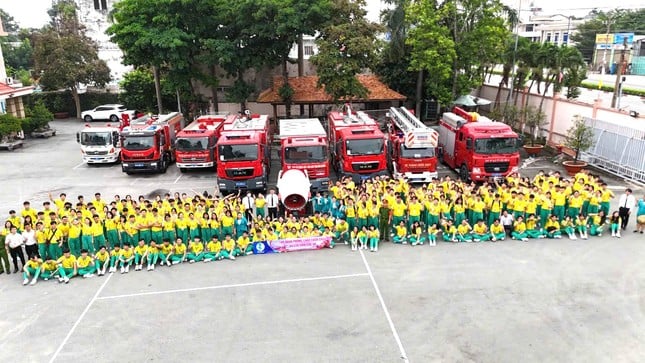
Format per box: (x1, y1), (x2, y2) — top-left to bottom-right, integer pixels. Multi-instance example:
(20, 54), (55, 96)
(562, 160), (587, 176)
(523, 144), (544, 157)
(53, 112), (69, 119)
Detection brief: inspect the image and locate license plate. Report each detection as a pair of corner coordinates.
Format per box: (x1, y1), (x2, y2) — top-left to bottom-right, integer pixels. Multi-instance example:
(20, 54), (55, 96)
(235, 182), (246, 187)
(135, 163), (144, 168)
(360, 175), (370, 180)
(493, 173), (502, 177)
(92, 158), (101, 160)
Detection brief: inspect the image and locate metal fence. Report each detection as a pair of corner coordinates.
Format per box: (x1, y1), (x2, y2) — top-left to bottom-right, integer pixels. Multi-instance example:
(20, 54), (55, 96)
(581, 117), (645, 183)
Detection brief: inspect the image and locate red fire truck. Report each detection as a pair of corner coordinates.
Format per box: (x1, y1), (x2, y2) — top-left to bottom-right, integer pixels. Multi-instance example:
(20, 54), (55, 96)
(175, 113), (229, 172)
(277, 118), (330, 193)
(387, 107), (439, 183)
(216, 111), (271, 194)
(327, 104), (389, 182)
(120, 112), (185, 174)
(437, 106), (520, 182)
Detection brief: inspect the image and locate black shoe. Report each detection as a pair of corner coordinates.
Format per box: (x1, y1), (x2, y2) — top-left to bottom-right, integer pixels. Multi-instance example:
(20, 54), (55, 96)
(13, 268), (18, 273)
(0, 270), (4, 275)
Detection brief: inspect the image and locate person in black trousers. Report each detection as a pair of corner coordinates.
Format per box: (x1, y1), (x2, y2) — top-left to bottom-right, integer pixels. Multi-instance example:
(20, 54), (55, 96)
(5, 225), (26, 273)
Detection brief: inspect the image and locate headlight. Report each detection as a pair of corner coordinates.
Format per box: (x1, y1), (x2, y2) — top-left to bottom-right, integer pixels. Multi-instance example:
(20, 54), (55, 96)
(151, 162), (157, 166)
(122, 163), (129, 167)
(511, 166), (519, 172)
(472, 167), (481, 173)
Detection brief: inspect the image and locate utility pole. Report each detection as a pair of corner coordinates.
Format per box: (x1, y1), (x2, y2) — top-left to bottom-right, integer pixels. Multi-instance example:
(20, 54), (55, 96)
(611, 37), (628, 108)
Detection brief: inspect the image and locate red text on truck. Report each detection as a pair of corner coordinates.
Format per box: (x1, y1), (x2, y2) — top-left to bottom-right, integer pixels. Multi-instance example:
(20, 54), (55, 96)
(120, 112), (185, 174)
(387, 107), (439, 183)
(216, 112), (270, 193)
(437, 106), (520, 182)
(175, 113), (228, 172)
(327, 105), (388, 182)
(277, 118), (330, 193)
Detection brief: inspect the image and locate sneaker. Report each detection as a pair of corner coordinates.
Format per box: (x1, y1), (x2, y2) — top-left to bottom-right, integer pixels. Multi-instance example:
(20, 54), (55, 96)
(23, 279), (29, 285)
(555, 235), (562, 239)
(44, 278), (49, 281)
(87, 273), (94, 278)
(570, 235), (577, 240)
(522, 238), (529, 242)
(246, 251), (254, 255)
(402, 241), (407, 244)
(230, 255), (236, 260)
(125, 265), (130, 273)
(374, 247), (378, 252)
(617, 234), (621, 238)
(151, 265), (155, 270)
(120, 267), (125, 274)
(189, 260), (195, 264)
(473, 239), (480, 242)
(172, 260), (179, 265)
(64, 277), (70, 284)
(83, 274), (90, 278)
(204, 258), (212, 262)
(598, 233), (602, 237)
(58, 276), (64, 283)
(491, 237), (497, 242)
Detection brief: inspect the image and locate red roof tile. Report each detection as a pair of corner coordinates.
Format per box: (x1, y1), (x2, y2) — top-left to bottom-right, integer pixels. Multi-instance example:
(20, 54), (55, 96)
(257, 75), (405, 104)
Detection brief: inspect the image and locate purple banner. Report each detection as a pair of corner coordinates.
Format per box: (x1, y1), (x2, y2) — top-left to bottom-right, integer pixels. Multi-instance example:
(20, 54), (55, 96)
(268, 236), (331, 253)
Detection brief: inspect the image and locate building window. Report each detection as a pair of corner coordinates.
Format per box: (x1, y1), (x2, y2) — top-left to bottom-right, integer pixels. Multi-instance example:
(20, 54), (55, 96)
(554, 32), (559, 44)
(304, 45), (314, 56)
(525, 24), (534, 32)
(563, 32), (569, 44)
(545, 33), (551, 43)
(94, 0), (108, 10)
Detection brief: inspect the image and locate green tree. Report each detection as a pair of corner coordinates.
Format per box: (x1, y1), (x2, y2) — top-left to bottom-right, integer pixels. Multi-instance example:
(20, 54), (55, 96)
(311, 0), (384, 103)
(0, 8), (19, 34)
(2, 38), (33, 71)
(33, 0), (110, 118)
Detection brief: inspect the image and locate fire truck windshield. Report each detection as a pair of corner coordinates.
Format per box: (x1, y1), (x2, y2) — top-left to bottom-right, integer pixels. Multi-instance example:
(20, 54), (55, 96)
(176, 137), (208, 151)
(81, 132), (111, 146)
(474, 137), (518, 154)
(285, 146), (327, 163)
(400, 144), (435, 158)
(123, 135), (154, 150)
(346, 138), (383, 156)
(218, 144), (258, 161)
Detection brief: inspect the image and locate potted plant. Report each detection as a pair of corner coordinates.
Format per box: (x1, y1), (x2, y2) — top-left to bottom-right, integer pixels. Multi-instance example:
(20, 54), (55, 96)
(522, 106), (547, 156)
(562, 115), (595, 175)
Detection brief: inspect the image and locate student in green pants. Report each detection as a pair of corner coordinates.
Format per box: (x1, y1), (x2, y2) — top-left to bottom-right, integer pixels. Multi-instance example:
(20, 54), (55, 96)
(134, 239), (149, 271)
(589, 211), (606, 237)
(39, 259), (59, 280)
(94, 246), (110, 275)
(472, 220), (491, 242)
(56, 249), (77, 284)
(544, 215), (563, 239)
(158, 239), (174, 266)
(22, 254), (42, 285)
(76, 249), (97, 277)
(145, 242), (159, 271)
(408, 222), (426, 246)
(91, 215), (107, 252)
(81, 218), (95, 253)
(105, 212), (121, 249)
(187, 237), (205, 263)
(204, 237), (224, 262)
(118, 243), (135, 273)
(489, 220), (506, 242)
(392, 222), (408, 244)
(368, 225), (380, 252)
(170, 239), (187, 264)
(108, 246), (121, 273)
(511, 216), (529, 242)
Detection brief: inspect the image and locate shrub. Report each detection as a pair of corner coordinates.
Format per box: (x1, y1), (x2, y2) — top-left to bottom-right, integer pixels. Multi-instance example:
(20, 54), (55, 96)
(23, 100), (54, 132)
(0, 114), (24, 139)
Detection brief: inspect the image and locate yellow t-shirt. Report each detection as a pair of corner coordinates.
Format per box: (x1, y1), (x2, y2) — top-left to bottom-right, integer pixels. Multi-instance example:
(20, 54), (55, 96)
(207, 241), (222, 253)
(95, 250), (110, 262)
(119, 249), (134, 259)
(57, 255), (77, 269)
(190, 242), (204, 254)
(174, 244), (187, 254)
(77, 255), (93, 268)
(134, 245), (148, 255)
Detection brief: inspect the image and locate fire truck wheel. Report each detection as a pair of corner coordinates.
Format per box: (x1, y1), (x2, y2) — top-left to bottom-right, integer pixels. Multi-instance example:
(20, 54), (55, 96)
(460, 165), (470, 182)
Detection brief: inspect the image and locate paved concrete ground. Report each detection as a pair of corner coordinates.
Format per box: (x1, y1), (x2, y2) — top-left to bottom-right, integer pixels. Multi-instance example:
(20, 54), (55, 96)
(0, 119), (644, 363)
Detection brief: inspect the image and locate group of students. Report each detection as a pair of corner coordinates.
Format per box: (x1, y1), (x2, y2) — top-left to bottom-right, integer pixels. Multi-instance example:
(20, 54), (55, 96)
(2, 168), (645, 286)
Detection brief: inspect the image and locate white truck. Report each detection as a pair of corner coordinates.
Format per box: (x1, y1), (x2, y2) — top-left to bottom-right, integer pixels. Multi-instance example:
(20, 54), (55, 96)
(76, 124), (121, 164)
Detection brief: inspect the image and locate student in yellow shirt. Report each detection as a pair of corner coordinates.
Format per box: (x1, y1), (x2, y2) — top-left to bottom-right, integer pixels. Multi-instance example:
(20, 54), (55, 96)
(204, 237), (224, 261)
(118, 243), (135, 273)
(76, 249), (97, 277)
(222, 234), (236, 260)
(392, 221), (408, 244)
(170, 238), (187, 264)
(40, 259), (59, 280)
(187, 237), (205, 263)
(407, 197), (423, 229)
(94, 245), (111, 275)
(408, 221), (425, 246)
(80, 217), (94, 254)
(489, 220), (506, 242)
(426, 224), (439, 246)
(368, 225), (380, 252)
(56, 249), (77, 283)
(511, 216), (529, 242)
(162, 214), (177, 243)
(158, 239), (174, 266)
(552, 186), (567, 221)
(575, 214), (589, 240)
(544, 215), (562, 239)
(456, 220), (473, 242)
(91, 215), (106, 253)
(134, 239), (149, 271)
(568, 191), (584, 219)
(525, 214), (544, 239)
(472, 219), (491, 242)
(220, 211), (234, 239)
(22, 254), (42, 286)
(560, 216), (577, 240)
(391, 196), (407, 228)
(235, 231), (252, 256)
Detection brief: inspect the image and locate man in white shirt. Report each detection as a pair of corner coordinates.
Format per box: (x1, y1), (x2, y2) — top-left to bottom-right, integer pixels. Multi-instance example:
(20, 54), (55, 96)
(267, 189), (279, 219)
(22, 223), (38, 258)
(499, 211), (514, 237)
(5, 226), (26, 273)
(241, 192), (255, 221)
(618, 188), (636, 230)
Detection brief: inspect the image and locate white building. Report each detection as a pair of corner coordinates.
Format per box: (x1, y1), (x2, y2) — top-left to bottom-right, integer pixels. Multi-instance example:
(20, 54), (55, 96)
(517, 13), (584, 45)
(74, 0), (131, 87)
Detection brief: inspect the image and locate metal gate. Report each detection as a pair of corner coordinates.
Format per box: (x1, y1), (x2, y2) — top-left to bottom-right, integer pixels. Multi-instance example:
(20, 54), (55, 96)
(581, 117), (645, 183)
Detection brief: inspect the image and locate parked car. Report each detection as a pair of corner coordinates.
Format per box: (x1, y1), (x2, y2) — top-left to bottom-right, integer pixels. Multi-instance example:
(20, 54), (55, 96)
(81, 104), (137, 123)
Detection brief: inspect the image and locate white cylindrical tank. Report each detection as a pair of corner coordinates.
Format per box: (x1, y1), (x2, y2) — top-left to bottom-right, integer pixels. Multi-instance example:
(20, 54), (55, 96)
(277, 169), (311, 211)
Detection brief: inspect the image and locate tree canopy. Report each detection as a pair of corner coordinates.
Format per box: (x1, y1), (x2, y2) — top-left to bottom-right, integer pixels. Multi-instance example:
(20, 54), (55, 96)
(33, 0), (110, 118)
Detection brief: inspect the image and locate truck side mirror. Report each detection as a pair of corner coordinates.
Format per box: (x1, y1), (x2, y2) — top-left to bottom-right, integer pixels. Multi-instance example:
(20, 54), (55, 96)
(76, 132), (80, 143)
(466, 139), (473, 150)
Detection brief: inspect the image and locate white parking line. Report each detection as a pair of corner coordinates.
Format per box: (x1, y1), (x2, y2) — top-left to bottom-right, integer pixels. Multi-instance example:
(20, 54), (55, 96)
(174, 174), (182, 184)
(72, 161), (85, 170)
(96, 273), (369, 300)
(49, 274), (113, 363)
(129, 178), (138, 186)
(359, 249), (409, 362)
